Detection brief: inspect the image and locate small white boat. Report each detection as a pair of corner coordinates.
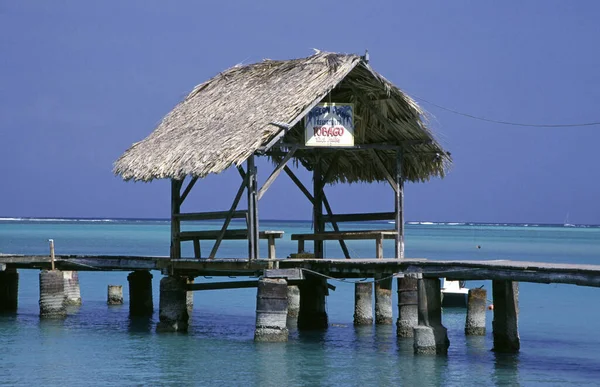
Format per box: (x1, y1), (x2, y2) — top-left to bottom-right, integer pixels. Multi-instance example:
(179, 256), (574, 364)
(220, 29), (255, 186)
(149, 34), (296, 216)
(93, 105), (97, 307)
(441, 279), (468, 307)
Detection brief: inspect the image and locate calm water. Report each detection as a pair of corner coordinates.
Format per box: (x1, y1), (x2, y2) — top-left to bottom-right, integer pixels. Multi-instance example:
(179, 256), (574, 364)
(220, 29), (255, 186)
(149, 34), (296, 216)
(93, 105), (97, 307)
(1, 219), (600, 386)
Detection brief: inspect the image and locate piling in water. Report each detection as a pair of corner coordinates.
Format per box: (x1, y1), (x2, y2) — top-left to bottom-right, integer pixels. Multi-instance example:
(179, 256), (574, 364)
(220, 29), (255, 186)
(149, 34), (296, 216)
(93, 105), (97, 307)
(396, 275), (418, 337)
(63, 271), (82, 306)
(414, 278), (449, 355)
(298, 276), (328, 330)
(354, 282), (373, 325)
(107, 285), (124, 305)
(492, 280), (520, 353)
(375, 274), (393, 325)
(465, 288), (487, 335)
(286, 285), (300, 320)
(39, 270), (66, 318)
(186, 277), (194, 310)
(157, 276), (189, 333)
(127, 271), (153, 317)
(0, 268), (19, 312)
(254, 278), (289, 342)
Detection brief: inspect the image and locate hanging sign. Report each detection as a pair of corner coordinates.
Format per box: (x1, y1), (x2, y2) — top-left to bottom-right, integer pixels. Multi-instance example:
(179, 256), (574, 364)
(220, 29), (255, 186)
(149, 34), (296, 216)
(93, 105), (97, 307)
(305, 103), (354, 147)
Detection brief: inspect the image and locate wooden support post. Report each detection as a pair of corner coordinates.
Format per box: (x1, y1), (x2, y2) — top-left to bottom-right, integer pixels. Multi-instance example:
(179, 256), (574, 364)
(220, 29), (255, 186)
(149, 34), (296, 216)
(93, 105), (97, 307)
(395, 149), (405, 259)
(376, 235), (384, 259)
(170, 179), (182, 259)
(180, 176), (198, 205)
(247, 155), (259, 260)
(313, 160), (324, 258)
(298, 275), (328, 330)
(0, 268), (18, 312)
(268, 236), (276, 259)
(492, 280), (520, 353)
(127, 271), (153, 317)
(193, 240), (201, 259)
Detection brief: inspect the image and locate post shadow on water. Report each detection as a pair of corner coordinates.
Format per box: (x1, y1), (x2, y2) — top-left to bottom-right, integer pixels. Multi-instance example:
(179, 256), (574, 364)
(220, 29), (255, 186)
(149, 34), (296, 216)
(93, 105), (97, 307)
(128, 315), (154, 334)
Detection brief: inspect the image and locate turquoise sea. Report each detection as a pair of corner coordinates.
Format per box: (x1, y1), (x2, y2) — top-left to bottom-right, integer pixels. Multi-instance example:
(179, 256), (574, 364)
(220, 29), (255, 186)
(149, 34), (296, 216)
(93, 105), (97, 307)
(1, 218), (600, 386)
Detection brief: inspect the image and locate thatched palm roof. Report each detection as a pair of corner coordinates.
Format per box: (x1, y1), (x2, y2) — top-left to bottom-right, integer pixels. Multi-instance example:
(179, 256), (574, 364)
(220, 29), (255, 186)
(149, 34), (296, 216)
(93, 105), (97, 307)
(114, 52), (451, 184)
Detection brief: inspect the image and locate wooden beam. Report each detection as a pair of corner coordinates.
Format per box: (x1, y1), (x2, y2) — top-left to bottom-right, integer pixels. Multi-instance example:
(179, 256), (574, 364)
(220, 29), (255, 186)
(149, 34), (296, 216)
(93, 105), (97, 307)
(322, 212), (396, 223)
(284, 166), (315, 205)
(187, 280), (259, 291)
(370, 149), (397, 193)
(313, 160), (324, 258)
(208, 174), (249, 259)
(257, 145), (297, 201)
(273, 141), (431, 151)
(395, 149), (405, 259)
(175, 211), (247, 221)
(180, 177), (198, 205)
(246, 155), (259, 260)
(170, 179), (183, 259)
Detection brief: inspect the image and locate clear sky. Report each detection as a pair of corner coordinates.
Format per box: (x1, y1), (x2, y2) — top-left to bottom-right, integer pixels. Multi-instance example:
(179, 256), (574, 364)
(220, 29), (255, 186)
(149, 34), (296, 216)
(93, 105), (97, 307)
(1, 1), (599, 224)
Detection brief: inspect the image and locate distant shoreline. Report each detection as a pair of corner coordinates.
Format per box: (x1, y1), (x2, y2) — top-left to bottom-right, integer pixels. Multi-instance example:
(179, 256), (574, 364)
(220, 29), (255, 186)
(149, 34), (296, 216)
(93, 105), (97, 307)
(0, 216), (597, 228)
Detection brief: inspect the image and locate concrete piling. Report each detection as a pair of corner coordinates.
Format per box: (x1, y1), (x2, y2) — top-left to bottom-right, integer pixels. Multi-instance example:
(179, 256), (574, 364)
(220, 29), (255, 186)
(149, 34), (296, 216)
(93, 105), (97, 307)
(492, 280), (520, 353)
(127, 270), (153, 317)
(157, 276), (189, 333)
(186, 277), (194, 310)
(465, 288), (487, 335)
(413, 278), (449, 355)
(298, 276), (328, 330)
(286, 285), (300, 320)
(0, 268), (19, 312)
(254, 278), (289, 342)
(396, 275), (418, 337)
(375, 274), (393, 325)
(107, 285), (124, 305)
(63, 271), (82, 306)
(354, 282), (373, 325)
(39, 270), (66, 318)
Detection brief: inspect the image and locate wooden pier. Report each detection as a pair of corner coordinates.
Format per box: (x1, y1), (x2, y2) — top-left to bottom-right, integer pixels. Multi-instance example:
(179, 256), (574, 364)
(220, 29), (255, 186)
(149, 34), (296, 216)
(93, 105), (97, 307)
(2, 253), (600, 353)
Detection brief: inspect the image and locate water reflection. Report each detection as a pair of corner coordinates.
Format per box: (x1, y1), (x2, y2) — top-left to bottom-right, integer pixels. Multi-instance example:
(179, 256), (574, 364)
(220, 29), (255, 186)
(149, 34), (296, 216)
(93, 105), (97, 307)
(493, 352), (521, 386)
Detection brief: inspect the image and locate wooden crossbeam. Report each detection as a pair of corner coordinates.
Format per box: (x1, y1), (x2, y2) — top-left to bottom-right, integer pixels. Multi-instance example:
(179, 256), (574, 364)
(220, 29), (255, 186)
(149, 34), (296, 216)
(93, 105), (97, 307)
(322, 193), (351, 259)
(180, 177), (198, 205)
(257, 145), (297, 201)
(208, 174), (249, 259)
(284, 166), (315, 205)
(370, 149), (397, 193)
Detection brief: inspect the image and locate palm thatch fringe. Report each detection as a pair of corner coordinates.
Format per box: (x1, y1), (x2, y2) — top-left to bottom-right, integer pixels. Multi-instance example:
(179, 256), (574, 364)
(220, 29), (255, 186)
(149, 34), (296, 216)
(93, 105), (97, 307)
(114, 51), (451, 184)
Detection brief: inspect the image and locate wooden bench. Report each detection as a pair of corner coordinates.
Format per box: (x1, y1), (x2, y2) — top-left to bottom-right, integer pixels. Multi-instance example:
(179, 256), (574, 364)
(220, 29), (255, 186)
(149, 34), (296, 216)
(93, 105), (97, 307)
(179, 230), (284, 259)
(291, 230), (397, 259)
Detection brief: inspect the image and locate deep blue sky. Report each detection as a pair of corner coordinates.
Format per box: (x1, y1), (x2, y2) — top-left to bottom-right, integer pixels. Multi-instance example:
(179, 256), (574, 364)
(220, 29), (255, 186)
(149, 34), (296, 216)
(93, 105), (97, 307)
(1, 1), (599, 224)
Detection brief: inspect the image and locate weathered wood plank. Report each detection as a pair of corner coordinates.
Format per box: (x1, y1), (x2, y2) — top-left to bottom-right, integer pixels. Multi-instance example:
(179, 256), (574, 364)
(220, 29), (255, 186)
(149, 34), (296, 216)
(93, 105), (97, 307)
(322, 212), (396, 223)
(180, 230), (284, 241)
(175, 211), (247, 221)
(291, 230), (397, 241)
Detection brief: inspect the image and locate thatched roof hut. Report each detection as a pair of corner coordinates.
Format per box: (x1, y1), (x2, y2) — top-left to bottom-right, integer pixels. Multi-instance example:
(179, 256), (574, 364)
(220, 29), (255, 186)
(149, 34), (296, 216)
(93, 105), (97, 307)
(114, 51), (451, 184)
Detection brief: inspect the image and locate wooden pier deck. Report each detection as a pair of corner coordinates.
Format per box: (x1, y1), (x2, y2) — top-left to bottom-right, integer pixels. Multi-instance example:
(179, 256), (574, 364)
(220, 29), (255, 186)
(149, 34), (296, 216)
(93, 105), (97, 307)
(2, 254), (600, 287)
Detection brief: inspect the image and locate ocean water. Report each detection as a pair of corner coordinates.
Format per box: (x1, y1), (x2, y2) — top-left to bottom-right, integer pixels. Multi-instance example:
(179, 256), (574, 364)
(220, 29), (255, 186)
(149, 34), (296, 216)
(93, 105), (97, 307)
(1, 219), (600, 386)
